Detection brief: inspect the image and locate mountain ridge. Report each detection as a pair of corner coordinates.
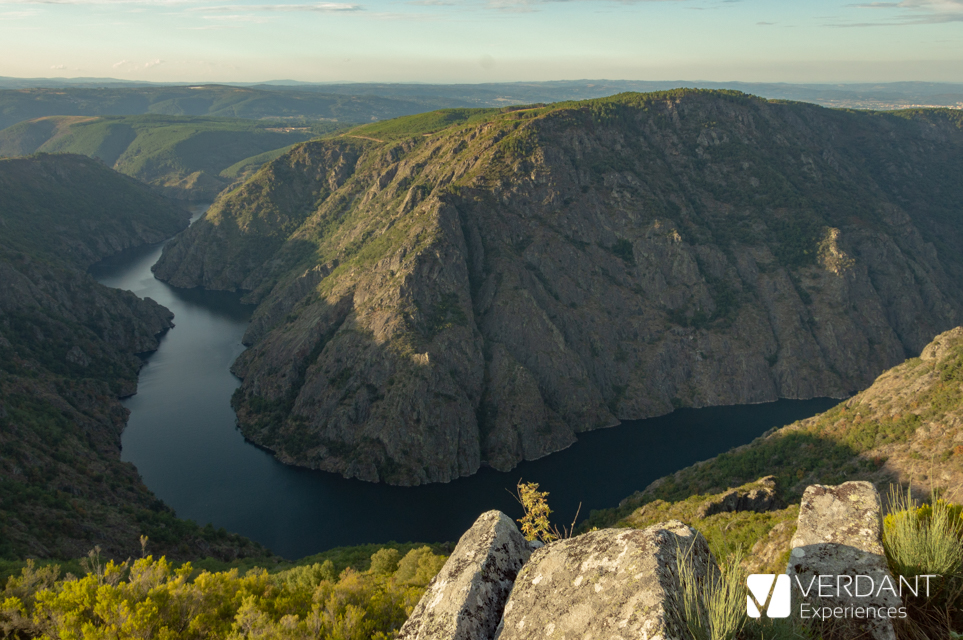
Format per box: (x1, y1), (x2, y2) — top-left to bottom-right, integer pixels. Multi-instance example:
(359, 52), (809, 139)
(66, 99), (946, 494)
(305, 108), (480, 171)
(152, 90), (963, 485)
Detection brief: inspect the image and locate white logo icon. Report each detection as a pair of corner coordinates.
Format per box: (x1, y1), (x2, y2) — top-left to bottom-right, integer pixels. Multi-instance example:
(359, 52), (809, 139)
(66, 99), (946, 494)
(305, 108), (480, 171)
(747, 574), (791, 618)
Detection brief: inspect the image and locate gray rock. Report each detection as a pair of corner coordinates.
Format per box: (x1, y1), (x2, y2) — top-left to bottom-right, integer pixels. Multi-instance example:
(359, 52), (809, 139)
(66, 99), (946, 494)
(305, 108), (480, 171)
(787, 482), (901, 640)
(66, 345), (90, 368)
(398, 510), (531, 640)
(695, 475), (781, 518)
(495, 520), (715, 640)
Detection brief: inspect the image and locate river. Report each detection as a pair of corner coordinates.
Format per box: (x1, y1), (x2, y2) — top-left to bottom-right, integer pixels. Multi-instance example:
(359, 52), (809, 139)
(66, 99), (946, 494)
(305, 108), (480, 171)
(90, 209), (837, 559)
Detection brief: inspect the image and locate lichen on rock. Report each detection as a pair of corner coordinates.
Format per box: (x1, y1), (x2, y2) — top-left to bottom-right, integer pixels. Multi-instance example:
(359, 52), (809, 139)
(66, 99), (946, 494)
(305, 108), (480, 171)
(398, 510), (531, 640)
(494, 521), (715, 640)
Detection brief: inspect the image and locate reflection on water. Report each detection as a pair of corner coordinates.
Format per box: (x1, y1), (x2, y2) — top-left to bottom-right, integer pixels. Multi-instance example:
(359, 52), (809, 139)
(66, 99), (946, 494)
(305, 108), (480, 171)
(91, 212), (838, 559)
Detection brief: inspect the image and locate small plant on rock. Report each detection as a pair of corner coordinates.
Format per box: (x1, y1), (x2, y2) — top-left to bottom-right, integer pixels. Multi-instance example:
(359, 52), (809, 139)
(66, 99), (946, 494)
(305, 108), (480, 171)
(513, 480), (581, 545)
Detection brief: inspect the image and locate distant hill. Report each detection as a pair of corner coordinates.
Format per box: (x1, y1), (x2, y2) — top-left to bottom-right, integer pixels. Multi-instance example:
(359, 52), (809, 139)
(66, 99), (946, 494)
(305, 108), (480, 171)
(0, 154), (265, 560)
(258, 80), (963, 111)
(0, 115), (338, 200)
(1, 78), (960, 116)
(150, 90), (963, 486)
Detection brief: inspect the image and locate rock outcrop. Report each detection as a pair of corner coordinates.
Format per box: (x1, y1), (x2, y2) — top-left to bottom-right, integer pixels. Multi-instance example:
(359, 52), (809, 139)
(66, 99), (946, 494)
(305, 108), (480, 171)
(694, 475), (781, 518)
(406, 482), (914, 640)
(152, 92), (963, 484)
(398, 511), (531, 640)
(495, 521), (714, 640)
(788, 482), (901, 640)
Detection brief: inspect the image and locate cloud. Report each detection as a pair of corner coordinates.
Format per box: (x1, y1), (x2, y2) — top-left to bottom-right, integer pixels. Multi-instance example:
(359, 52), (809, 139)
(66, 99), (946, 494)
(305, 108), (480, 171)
(833, 0), (963, 24)
(143, 59), (164, 68)
(190, 2), (361, 11)
(112, 59), (129, 67)
(50, 64), (67, 69)
(756, 20), (774, 24)
(484, 0), (682, 10)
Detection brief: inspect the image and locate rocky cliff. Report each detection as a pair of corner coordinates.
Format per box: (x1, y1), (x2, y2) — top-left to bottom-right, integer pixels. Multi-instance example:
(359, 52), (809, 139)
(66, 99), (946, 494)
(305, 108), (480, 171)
(152, 90), (963, 485)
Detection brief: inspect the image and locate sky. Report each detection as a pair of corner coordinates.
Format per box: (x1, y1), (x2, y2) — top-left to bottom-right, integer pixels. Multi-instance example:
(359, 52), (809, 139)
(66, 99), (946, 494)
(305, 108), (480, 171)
(1, 0), (962, 84)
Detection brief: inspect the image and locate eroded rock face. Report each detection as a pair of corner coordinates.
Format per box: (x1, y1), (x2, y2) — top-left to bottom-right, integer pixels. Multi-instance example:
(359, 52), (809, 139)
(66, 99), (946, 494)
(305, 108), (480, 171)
(788, 482), (900, 640)
(495, 521), (714, 640)
(398, 510), (531, 640)
(152, 94), (963, 484)
(695, 475), (782, 518)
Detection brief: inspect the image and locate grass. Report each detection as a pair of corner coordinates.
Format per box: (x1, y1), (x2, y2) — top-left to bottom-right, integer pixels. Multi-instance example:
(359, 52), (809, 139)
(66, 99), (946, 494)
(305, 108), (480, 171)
(884, 487), (963, 636)
(669, 495), (963, 640)
(676, 547), (747, 640)
(348, 108), (498, 141)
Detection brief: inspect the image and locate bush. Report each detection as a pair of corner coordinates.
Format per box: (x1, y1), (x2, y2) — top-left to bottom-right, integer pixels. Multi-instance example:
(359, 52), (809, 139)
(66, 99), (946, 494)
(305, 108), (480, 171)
(369, 549), (400, 576)
(0, 545), (448, 639)
(883, 487), (963, 638)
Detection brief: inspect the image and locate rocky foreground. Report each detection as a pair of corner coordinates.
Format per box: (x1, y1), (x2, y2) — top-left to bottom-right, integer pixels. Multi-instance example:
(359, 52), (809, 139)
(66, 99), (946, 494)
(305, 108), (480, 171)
(153, 91), (963, 485)
(400, 482), (904, 640)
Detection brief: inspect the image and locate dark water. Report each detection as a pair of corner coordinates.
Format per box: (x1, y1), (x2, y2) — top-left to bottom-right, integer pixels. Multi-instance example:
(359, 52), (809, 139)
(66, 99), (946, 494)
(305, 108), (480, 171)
(91, 211), (838, 559)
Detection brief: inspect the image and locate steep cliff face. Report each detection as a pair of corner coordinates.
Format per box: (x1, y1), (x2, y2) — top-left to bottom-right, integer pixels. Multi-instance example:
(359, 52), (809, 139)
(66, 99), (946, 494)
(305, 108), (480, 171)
(152, 91), (963, 485)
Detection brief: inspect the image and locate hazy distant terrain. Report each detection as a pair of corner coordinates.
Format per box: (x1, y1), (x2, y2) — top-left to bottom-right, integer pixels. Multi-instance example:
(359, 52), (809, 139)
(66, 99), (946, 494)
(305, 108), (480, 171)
(259, 80), (963, 111)
(0, 115), (338, 200)
(1, 78), (960, 122)
(0, 84), (455, 131)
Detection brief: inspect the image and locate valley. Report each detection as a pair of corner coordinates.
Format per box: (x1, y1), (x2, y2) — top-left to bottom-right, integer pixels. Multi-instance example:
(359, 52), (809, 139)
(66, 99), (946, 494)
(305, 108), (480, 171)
(152, 91), (963, 486)
(90, 226), (837, 557)
(0, 154), (267, 561)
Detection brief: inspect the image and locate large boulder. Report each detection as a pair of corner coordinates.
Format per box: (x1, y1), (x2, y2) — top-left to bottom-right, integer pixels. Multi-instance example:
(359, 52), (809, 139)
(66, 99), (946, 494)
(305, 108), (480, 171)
(398, 510), (532, 640)
(787, 481), (901, 640)
(494, 520), (715, 640)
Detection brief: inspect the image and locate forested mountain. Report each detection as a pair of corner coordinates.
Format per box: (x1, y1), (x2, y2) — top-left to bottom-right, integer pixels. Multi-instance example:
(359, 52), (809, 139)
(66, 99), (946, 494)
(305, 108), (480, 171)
(0, 115), (335, 200)
(0, 154), (264, 560)
(151, 90), (963, 486)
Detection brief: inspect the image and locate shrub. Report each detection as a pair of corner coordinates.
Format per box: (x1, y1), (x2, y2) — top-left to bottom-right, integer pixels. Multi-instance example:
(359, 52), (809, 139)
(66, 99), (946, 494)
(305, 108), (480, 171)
(883, 487), (963, 639)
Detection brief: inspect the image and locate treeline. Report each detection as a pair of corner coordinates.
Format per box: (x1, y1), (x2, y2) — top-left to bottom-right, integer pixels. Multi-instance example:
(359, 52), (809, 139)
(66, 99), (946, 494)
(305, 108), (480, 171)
(0, 545), (447, 639)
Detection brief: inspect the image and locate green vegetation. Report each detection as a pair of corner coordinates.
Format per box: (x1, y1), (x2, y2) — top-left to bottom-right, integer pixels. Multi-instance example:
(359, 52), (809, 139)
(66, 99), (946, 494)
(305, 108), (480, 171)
(676, 549), (747, 640)
(0, 154), (267, 561)
(613, 489), (800, 567)
(0, 544), (448, 639)
(220, 144), (301, 180)
(0, 154), (188, 266)
(586, 335), (963, 533)
(0, 116), (342, 199)
(348, 108), (497, 142)
(514, 481), (559, 544)
(0, 85), (461, 132)
(884, 489), (963, 622)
